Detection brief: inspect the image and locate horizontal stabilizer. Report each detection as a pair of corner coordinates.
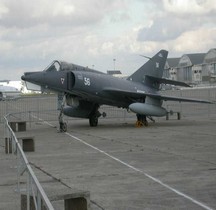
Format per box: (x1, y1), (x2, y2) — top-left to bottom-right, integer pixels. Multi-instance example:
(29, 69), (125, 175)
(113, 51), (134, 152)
(146, 76), (191, 87)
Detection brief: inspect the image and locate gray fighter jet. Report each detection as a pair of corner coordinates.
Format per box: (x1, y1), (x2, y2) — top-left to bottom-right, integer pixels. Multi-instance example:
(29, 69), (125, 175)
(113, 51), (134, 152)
(21, 49), (212, 131)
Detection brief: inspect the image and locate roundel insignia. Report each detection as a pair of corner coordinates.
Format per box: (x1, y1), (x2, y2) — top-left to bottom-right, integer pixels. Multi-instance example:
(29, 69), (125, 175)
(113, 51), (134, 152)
(158, 53), (163, 57)
(61, 78), (65, 84)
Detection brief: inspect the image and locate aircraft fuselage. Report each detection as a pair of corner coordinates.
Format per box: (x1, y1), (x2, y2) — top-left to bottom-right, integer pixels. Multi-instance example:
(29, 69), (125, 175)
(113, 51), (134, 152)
(22, 68), (158, 108)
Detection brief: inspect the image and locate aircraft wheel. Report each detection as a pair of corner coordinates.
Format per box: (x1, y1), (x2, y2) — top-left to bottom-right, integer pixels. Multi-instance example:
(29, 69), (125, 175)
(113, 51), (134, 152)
(89, 115), (98, 127)
(135, 120), (143, 128)
(144, 121), (148, 126)
(60, 122), (67, 132)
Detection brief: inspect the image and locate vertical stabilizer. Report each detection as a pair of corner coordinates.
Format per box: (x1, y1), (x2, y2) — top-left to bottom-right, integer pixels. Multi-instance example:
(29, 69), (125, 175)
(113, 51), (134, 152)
(127, 50), (168, 89)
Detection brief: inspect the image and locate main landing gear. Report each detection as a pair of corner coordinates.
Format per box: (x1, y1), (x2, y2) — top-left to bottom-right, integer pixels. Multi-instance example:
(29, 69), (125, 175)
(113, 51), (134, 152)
(89, 105), (106, 127)
(135, 114), (155, 128)
(136, 114), (148, 127)
(58, 94), (67, 132)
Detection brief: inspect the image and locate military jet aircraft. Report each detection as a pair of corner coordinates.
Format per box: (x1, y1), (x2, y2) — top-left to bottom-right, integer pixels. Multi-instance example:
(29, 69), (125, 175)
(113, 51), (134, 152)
(21, 49), (212, 132)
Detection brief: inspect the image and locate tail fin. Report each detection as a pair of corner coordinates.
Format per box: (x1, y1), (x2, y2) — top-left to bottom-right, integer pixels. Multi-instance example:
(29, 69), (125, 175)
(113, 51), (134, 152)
(127, 49), (168, 89)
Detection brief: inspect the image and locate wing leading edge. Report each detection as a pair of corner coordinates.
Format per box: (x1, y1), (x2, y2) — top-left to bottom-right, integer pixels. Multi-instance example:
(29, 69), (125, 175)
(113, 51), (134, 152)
(103, 88), (213, 104)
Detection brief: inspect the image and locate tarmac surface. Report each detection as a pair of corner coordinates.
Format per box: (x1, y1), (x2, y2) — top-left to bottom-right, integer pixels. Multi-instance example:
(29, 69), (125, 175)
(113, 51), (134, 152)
(1, 113), (216, 210)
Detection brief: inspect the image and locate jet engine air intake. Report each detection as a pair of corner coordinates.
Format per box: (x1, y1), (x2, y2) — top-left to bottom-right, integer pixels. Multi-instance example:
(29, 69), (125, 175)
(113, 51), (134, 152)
(66, 95), (79, 107)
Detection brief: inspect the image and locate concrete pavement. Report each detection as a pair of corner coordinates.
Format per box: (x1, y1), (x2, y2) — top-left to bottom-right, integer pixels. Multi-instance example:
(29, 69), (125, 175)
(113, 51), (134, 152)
(1, 115), (216, 209)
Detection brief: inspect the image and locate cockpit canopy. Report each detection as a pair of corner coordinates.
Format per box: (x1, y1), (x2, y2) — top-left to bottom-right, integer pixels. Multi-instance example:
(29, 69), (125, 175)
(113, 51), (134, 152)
(44, 60), (77, 72)
(44, 60), (105, 74)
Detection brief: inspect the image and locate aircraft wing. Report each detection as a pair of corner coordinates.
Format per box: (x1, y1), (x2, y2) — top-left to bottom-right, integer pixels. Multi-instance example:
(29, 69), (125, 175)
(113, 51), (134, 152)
(103, 88), (213, 104)
(157, 94), (213, 104)
(146, 76), (191, 87)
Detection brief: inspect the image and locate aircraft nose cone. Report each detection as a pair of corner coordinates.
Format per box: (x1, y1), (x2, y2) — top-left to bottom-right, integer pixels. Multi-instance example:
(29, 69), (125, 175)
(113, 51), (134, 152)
(21, 75), (26, 81)
(21, 71), (45, 85)
(21, 72), (32, 81)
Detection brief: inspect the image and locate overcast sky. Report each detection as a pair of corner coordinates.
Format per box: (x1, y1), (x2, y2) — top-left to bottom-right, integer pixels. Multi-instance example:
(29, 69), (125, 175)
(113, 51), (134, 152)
(0, 0), (216, 80)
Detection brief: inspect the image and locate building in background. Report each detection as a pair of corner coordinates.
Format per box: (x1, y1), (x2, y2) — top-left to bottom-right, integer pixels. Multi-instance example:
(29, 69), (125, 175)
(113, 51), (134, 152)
(202, 48), (216, 83)
(164, 58), (180, 80)
(177, 53), (205, 84)
(107, 70), (127, 78)
(164, 48), (216, 85)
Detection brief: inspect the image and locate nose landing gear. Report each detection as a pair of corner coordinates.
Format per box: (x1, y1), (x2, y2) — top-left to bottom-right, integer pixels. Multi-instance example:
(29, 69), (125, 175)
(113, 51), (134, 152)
(58, 94), (67, 132)
(59, 121), (67, 132)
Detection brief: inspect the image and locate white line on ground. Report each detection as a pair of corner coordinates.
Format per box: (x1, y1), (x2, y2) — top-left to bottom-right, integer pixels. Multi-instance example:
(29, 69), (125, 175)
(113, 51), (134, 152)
(66, 132), (214, 210)
(31, 114), (56, 127)
(33, 115), (213, 210)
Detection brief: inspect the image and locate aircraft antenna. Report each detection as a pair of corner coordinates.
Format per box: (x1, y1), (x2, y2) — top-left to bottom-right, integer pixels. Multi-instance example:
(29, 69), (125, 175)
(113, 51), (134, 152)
(139, 54), (152, 60)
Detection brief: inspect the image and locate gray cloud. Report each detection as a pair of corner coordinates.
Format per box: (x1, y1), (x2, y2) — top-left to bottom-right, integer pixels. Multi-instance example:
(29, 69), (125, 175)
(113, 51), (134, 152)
(137, 0), (216, 42)
(0, 0), (215, 80)
(137, 16), (196, 42)
(0, 0), (127, 28)
(163, 0), (216, 15)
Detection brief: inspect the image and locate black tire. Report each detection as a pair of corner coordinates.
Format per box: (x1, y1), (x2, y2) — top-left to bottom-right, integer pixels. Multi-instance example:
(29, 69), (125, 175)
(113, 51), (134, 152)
(60, 122), (67, 132)
(62, 122), (67, 132)
(89, 115), (98, 127)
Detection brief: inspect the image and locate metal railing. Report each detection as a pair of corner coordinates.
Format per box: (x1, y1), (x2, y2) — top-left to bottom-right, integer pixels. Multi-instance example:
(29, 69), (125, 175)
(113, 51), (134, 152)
(1, 88), (216, 123)
(4, 114), (54, 210)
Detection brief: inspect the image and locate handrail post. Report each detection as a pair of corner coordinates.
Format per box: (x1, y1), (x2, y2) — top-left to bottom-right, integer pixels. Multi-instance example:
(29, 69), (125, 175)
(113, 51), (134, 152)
(27, 173), (30, 210)
(3, 114), (55, 210)
(16, 149), (20, 193)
